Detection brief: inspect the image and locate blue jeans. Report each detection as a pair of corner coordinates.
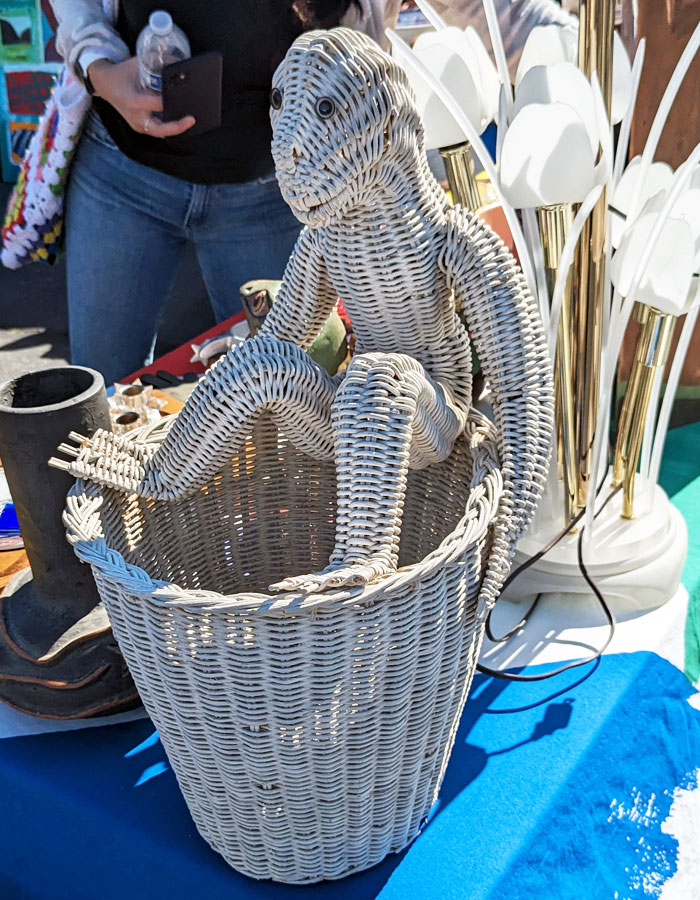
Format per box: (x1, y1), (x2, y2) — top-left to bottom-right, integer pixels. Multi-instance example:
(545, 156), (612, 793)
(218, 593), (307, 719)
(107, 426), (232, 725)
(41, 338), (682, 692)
(65, 113), (301, 385)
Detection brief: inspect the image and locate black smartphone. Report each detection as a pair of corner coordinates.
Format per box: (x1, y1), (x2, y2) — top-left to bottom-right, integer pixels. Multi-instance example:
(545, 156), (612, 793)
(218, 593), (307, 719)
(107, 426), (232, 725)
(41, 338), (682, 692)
(162, 51), (223, 136)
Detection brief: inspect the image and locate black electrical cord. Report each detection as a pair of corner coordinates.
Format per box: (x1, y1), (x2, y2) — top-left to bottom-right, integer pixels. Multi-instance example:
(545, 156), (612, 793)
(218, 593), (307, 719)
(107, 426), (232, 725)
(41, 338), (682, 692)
(476, 484), (622, 681)
(484, 505), (587, 644)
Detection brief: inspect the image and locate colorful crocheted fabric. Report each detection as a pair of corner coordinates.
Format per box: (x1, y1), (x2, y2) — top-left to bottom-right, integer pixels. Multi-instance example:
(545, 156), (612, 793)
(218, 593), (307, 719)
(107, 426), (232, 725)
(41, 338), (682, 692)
(1, 66), (91, 270)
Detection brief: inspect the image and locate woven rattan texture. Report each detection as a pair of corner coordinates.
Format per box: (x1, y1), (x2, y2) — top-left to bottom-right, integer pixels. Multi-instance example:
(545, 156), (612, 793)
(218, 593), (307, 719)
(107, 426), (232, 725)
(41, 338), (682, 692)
(67, 413), (501, 882)
(56, 28), (552, 598)
(58, 27), (554, 883)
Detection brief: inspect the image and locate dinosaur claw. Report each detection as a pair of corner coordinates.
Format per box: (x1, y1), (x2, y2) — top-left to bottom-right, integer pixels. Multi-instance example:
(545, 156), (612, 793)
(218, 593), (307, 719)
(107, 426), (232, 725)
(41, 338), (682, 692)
(268, 560), (394, 595)
(50, 428), (153, 495)
(268, 575), (320, 594)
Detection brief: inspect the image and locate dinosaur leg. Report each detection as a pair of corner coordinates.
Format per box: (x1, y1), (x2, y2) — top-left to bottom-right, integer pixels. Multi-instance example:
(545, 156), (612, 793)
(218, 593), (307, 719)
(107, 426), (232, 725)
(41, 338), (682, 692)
(270, 352), (468, 594)
(51, 336), (336, 498)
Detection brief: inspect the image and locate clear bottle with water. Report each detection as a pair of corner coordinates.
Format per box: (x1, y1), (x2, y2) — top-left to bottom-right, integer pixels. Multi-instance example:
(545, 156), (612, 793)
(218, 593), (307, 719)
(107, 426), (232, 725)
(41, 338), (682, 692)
(136, 10), (191, 93)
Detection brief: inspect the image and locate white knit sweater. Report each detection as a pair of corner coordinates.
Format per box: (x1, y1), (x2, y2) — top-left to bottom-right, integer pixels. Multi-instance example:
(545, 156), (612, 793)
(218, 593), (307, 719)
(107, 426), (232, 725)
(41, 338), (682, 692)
(51, 0), (575, 82)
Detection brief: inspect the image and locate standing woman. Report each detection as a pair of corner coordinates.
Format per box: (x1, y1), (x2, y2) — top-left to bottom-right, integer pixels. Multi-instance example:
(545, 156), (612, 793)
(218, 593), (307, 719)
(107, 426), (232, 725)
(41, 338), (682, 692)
(52, 0), (398, 385)
(52, 0), (569, 384)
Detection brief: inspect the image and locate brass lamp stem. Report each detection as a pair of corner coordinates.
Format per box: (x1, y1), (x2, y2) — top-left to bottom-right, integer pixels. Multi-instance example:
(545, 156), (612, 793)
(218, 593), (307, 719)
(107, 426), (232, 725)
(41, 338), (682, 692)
(573, 0), (615, 509)
(440, 142), (481, 211)
(612, 302), (649, 486)
(613, 307), (675, 519)
(538, 203), (577, 523)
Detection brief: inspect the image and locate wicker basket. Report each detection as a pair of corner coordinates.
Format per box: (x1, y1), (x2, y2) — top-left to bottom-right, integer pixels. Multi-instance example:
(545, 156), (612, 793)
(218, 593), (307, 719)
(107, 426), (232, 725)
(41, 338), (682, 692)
(65, 409), (502, 884)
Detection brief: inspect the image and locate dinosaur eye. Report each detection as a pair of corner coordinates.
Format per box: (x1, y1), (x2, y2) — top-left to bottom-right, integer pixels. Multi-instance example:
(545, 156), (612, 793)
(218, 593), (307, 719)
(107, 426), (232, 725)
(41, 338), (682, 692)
(315, 97), (335, 119)
(270, 87), (283, 110)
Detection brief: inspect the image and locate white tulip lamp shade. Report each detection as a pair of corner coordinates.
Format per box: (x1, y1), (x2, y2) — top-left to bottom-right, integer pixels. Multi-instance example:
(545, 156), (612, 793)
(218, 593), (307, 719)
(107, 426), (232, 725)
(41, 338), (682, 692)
(515, 24), (577, 87)
(610, 213), (696, 314)
(499, 102), (597, 208)
(613, 157), (675, 217)
(666, 190), (700, 270)
(409, 4), (499, 126)
(515, 24), (633, 125)
(418, 27), (497, 132)
(409, 29), (484, 149)
(621, 187), (700, 265)
(462, 26), (500, 125)
(610, 157), (675, 247)
(513, 63), (600, 155)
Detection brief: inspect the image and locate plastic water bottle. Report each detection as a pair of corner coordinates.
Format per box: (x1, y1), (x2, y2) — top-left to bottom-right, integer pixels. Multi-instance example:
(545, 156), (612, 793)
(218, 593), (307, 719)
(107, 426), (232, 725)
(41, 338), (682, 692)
(136, 10), (191, 93)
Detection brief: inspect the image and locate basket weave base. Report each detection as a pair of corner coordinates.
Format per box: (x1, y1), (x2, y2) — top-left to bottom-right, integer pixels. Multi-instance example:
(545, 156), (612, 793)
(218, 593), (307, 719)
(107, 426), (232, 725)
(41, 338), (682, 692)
(69, 412), (501, 883)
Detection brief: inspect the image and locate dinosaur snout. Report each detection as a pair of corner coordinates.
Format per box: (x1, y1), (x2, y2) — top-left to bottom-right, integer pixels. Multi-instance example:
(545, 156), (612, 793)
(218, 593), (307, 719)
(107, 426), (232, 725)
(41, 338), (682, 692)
(274, 141), (302, 176)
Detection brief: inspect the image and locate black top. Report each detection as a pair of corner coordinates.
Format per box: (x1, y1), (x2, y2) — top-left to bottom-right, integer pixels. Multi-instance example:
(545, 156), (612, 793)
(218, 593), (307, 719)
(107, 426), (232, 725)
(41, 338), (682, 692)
(95, 1), (352, 184)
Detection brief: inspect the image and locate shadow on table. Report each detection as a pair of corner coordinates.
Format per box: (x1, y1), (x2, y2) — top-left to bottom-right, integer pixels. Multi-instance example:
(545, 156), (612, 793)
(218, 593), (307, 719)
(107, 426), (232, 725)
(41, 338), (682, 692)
(0, 658), (596, 900)
(432, 661), (594, 826)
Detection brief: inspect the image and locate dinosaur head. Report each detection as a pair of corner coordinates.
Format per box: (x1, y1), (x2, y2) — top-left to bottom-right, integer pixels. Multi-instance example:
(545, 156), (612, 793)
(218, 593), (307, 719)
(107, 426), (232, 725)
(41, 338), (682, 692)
(270, 28), (422, 227)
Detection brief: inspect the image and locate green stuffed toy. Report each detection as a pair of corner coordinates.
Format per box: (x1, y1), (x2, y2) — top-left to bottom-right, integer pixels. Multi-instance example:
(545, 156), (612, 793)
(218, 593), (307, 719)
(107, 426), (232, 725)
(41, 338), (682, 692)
(240, 279), (348, 375)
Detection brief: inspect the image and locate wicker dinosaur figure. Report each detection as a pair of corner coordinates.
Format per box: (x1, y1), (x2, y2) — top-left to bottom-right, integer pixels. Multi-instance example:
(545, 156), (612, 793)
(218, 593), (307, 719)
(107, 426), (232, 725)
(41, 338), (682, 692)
(54, 28), (552, 596)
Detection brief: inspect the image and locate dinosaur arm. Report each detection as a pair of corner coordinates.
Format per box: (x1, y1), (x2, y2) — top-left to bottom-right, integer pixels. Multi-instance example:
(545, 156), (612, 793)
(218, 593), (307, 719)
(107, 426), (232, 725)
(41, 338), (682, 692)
(442, 209), (554, 607)
(257, 226), (338, 350)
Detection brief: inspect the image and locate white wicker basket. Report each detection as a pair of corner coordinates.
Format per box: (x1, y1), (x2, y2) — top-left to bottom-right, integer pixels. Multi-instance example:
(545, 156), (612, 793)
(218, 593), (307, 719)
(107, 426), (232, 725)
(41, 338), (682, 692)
(65, 409), (503, 884)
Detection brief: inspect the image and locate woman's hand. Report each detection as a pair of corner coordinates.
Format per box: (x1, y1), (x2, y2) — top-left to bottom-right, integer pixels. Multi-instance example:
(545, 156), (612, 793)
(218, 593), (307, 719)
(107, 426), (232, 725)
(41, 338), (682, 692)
(88, 57), (195, 138)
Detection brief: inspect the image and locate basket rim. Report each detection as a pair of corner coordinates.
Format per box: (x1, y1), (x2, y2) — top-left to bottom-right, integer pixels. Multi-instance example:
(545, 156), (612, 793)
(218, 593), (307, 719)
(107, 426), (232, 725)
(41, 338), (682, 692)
(64, 409), (503, 614)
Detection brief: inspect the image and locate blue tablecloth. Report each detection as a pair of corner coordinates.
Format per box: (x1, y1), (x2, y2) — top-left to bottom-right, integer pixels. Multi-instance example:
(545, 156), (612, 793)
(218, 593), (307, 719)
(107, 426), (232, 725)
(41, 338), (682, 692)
(2, 423), (699, 899)
(1, 653), (699, 900)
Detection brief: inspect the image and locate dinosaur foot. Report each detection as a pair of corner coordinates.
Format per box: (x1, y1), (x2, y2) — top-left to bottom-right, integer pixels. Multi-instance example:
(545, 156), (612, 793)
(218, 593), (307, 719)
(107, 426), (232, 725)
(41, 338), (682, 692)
(269, 558), (396, 595)
(48, 429), (155, 495)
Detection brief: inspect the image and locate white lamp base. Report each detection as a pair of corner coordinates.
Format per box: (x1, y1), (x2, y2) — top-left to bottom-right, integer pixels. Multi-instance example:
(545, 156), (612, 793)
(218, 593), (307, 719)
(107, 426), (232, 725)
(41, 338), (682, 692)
(503, 474), (688, 612)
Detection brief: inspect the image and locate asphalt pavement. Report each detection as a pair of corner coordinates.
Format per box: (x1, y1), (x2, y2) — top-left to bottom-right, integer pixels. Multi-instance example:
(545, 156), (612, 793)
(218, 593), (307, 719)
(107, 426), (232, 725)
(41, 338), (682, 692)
(0, 181), (215, 382)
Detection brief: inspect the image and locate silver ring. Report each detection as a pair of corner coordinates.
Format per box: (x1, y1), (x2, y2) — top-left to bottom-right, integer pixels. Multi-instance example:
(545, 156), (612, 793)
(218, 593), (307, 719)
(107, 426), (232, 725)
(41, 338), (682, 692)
(144, 116), (151, 134)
